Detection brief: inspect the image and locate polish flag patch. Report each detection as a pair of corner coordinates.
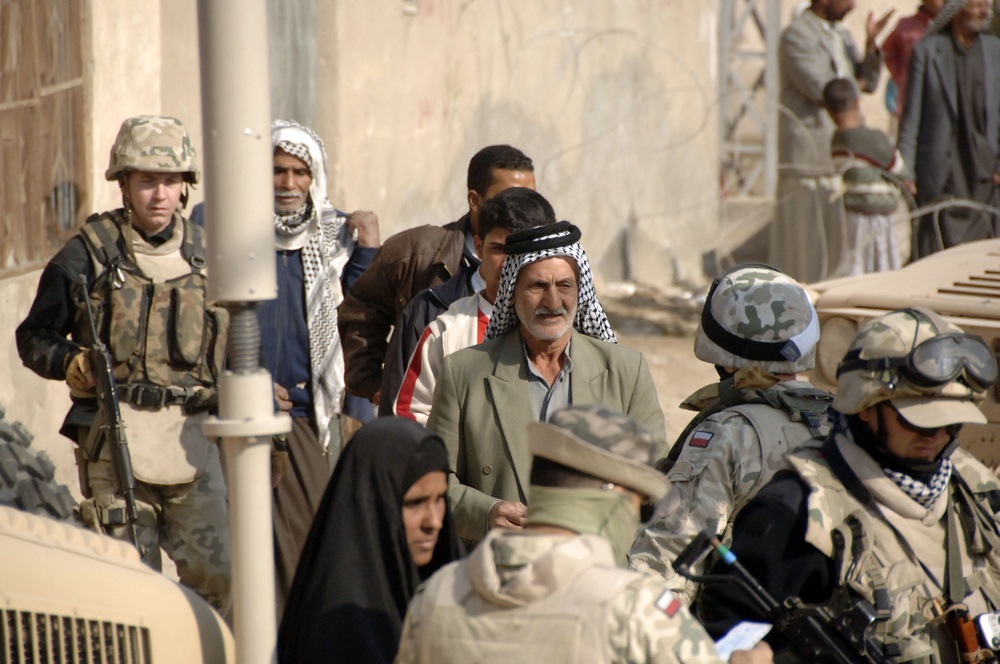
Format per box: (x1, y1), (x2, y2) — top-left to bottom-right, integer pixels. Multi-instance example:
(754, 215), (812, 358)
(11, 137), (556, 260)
(655, 589), (682, 617)
(689, 431), (713, 448)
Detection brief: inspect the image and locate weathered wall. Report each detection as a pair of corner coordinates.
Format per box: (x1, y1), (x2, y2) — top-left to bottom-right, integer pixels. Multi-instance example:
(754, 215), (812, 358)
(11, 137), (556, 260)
(1, 0), (903, 490)
(316, 1), (722, 287)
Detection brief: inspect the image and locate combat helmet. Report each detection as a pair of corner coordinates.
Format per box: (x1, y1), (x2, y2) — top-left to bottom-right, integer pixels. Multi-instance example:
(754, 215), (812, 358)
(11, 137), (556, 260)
(105, 115), (199, 183)
(834, 307), (996, 428)
(528, 404), (669, 502)
(694, 263), (819, 374)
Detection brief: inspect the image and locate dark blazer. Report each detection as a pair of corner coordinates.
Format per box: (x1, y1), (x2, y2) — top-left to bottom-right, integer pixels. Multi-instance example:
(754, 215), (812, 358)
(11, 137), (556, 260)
(898, 33), (1000, 201)
(427, 328), (667, 543)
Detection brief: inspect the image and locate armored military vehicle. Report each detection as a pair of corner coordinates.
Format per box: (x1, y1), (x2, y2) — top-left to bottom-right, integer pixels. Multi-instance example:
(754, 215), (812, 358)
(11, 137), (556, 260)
(809, 238), (1000, 466)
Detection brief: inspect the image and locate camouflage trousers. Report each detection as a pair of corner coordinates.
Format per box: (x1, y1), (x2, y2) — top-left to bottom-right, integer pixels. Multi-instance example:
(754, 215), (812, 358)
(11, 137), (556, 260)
(75, 442), (231, 617)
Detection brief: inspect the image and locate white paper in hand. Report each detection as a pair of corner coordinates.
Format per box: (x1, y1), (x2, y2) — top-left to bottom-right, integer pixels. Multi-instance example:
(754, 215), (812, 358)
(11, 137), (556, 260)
(714, 621), (772, 661)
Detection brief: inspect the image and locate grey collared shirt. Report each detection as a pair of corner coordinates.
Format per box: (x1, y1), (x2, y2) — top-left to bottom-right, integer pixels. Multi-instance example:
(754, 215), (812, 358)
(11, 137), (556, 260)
(524, 340), (574, 422)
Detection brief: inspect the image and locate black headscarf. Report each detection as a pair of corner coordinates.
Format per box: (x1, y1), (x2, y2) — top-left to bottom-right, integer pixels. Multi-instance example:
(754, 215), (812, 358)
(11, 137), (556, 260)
(278, 418), (462, 664)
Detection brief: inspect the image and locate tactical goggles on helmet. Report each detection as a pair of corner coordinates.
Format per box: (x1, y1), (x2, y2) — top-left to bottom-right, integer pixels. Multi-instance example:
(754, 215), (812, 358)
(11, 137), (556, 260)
(837, 333), (998, 392)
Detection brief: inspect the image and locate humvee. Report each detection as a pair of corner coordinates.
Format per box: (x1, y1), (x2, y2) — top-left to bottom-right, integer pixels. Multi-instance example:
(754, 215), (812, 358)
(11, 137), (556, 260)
(809, 238), (1000, 467)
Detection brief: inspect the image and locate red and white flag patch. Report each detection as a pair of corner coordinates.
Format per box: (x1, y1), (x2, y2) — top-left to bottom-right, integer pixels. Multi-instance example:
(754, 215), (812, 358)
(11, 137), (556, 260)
(655, 589), (682, 617)
(689, 431), (713, 448)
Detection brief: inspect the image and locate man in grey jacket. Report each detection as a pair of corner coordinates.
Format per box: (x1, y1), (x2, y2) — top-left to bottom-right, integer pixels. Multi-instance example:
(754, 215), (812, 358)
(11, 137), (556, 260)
(769, 0), (891, 283)
(898, 0), (1000, 259)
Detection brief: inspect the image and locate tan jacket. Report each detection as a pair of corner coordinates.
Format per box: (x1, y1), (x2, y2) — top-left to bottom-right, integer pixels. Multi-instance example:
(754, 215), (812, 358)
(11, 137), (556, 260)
(788, 435), (1000, 663)
(396, 530), (724, 664)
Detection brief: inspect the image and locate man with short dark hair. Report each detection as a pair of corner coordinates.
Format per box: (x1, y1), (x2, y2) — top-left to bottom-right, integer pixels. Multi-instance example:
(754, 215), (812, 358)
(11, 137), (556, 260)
(389, 187), (556, 423)
(338, 145), (535, 406)
(427, 223), (666, 544)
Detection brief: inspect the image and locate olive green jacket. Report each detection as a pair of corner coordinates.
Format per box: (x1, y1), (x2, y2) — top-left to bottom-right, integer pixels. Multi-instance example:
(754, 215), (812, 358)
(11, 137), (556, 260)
(427, 328), (667, 543)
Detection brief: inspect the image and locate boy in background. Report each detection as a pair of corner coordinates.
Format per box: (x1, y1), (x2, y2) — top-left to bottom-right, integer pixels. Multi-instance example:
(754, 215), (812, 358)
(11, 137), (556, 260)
(823, 78), (907, 275)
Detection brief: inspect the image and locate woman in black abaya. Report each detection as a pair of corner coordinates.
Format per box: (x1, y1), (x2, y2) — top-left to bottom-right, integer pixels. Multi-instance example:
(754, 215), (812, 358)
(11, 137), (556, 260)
(278, 417), (462, 663)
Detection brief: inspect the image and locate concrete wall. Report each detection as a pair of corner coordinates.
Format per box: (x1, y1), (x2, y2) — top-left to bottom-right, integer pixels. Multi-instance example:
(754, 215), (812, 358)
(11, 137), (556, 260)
(316, 0), (722, 287)
(2, 0), (903, 490)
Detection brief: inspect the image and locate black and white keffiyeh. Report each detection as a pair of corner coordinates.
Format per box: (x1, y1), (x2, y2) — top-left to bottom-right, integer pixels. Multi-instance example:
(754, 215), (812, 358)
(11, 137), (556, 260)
(484, 222), (617, 343)
(883, 459), (953, 509)
(272, 120), (352, 459)
(924, 0), (979, 36)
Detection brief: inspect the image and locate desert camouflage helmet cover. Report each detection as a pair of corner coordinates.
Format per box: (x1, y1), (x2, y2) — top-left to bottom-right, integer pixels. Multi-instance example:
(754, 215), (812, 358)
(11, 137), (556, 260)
(105, 115), (199, 183)
(834, 307), (990, 428)
(694, 264), (819, 374)
(527, 405), (670, 501)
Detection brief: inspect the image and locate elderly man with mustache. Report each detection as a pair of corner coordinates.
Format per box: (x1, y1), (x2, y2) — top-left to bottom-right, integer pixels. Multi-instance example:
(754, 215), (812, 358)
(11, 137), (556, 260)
(426, 222), (667, 545)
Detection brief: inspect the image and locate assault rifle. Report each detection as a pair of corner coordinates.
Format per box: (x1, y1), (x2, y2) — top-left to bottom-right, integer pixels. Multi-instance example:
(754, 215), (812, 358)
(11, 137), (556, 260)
(74, 276), (143, 555)
(675, 529), (889, 664)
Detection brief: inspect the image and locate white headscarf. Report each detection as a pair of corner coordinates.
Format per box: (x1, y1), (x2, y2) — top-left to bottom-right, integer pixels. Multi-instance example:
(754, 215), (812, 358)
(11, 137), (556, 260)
(271, 120), (352, 459)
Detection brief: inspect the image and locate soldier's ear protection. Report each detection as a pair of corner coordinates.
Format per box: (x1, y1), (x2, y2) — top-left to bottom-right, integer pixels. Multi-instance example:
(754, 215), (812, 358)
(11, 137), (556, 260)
(701, 262), (819, 363)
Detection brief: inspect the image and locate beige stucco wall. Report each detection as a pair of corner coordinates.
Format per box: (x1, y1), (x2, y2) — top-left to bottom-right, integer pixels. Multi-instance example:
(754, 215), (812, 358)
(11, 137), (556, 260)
(1, 0), (902, 488)
(316, 1), (722, 286)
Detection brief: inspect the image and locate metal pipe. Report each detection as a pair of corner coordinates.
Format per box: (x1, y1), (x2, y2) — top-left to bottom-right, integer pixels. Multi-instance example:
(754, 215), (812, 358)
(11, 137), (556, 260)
(197, 1), (290, 662)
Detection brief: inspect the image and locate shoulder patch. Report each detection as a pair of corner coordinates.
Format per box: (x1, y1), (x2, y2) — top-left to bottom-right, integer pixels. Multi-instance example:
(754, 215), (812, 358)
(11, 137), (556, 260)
(655, 589), (682, 617)
(689, 431), (713, 448)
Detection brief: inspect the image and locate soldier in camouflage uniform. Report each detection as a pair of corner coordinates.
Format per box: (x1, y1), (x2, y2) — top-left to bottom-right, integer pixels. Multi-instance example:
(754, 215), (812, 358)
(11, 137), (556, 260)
(15, 116), (231, 615)
(698, 308), (1000, 661)
(396, 405), (772, 664)
(631, 265), (831, 604)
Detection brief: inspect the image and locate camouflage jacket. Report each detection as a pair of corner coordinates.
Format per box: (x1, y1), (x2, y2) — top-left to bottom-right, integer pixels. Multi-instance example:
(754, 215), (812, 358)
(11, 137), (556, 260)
(396, 530), (724, 664)
(698, 425), (1000, 661)
(783, 433), (1000, 663)
(16, 211), (226, 440)
(76, 211), (227, 390)
(630, 378), (829, 604)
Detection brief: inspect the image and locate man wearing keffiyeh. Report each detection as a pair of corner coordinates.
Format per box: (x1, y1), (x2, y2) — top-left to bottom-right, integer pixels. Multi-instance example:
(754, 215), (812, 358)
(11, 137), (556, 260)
(262, 119), (380, 618)
(427, 222), (666, 545)
(697, 308), (1000, 661)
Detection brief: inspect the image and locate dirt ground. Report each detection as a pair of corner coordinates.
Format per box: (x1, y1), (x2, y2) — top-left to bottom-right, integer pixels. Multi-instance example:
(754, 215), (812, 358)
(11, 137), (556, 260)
(619, 333), (717, 444)
(601, 280), (716, 444)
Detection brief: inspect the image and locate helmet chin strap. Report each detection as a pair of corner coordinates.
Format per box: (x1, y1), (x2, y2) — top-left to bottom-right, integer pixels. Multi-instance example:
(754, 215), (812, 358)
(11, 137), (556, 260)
(847, 410), (957, 482)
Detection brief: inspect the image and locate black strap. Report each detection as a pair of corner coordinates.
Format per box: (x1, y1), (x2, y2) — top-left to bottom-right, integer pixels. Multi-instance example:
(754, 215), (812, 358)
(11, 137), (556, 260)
(503, 220), (581, 254)
(180, 219), (207, 272)
(658, 376), (753, 472)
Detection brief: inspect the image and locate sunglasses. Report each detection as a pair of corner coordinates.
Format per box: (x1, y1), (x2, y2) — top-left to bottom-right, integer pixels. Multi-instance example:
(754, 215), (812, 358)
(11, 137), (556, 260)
(885, 401), (962, 438)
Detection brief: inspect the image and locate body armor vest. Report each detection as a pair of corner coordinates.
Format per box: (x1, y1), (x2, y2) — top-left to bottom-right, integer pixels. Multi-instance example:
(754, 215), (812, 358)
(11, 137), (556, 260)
(415, 558), (638, 663)
(75, 211), (228, 391)
(787, 441), (1000, 663)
